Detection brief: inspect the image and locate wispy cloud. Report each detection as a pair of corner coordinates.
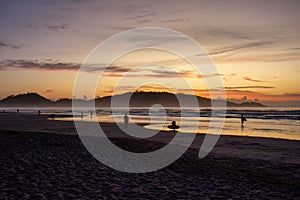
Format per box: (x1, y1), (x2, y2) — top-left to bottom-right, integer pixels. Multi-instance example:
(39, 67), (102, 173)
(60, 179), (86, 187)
(225, 90), (300, 100)
(0, 40), (22, 49)
(223, 86), (274, 89)
(216, 51), (300, 63)
(243, 76), (264, 82)
(125, 12), (155, 20)
(162, 18), (189, 23)
(169, 7), (196, 14)
(45, 89), (56, 93)
(103, 68), (226, 79)
(138, 19), (151, 24)
(121, 4), (151, 15)
(0, 59), (79, 71)
(192, 25), (300, 63)
(206, 41), (276, 56)
(0, 59), (134, 73)
(287, 47), (300, 51)
(0, 59), (237, 80)
(178, 88), (300, 101)
(284, 93), (300, 97)
(203, 26), (270, 41)
(28, 23), (69, 32)
(45, 24), (68, 31)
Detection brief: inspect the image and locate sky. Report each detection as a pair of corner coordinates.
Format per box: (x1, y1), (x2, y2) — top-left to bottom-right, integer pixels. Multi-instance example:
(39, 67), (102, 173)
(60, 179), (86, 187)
(0, 0), (299, 106)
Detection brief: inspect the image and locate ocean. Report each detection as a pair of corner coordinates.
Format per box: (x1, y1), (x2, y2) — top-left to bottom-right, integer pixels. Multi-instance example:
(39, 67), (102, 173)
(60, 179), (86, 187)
(3, 107), (300, 140)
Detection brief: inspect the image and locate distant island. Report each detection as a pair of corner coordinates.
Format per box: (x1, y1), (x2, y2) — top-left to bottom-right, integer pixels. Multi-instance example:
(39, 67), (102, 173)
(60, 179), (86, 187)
(0, 92), (265, 107)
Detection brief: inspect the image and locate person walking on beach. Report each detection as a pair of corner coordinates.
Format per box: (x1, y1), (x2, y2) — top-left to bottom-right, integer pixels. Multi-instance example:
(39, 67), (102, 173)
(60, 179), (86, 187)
(124, 113), (129, 128)
(241, 114), (247, 127)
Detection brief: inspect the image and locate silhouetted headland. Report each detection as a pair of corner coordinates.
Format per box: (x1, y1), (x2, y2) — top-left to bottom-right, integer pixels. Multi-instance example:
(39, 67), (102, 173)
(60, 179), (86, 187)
(0, 91), (265, 107)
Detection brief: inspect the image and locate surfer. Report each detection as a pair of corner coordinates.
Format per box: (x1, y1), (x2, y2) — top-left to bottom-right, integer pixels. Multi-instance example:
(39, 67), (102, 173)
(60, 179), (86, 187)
(167, 121), (180, 131)
(241, 114), (247, 127)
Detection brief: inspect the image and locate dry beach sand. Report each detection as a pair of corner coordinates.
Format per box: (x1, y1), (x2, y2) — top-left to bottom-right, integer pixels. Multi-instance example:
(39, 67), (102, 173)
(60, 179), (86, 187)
(0, 113), (299, 199)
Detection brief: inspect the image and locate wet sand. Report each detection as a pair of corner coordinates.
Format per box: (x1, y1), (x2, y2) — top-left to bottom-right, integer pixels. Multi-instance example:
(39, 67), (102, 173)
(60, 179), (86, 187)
(0, 113), (299, 199)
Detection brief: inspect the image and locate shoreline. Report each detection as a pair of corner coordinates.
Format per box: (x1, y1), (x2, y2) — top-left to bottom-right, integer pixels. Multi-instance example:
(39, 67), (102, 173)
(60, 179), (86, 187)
(0, 112), (299, 165)
(1, 112), (299, 141)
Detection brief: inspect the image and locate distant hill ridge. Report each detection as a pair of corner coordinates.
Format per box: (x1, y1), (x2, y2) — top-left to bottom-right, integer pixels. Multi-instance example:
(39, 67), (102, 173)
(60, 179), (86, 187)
(0, 92), (265, 107)
(0, 93), (52, 106)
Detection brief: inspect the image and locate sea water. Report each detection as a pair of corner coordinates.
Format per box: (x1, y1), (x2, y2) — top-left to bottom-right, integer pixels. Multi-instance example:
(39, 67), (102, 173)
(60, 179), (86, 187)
(3, 107), (300, 140)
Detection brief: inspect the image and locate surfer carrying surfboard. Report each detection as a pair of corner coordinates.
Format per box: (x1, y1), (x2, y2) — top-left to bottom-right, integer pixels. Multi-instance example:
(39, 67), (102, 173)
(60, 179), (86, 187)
(241, 114), (247, 127)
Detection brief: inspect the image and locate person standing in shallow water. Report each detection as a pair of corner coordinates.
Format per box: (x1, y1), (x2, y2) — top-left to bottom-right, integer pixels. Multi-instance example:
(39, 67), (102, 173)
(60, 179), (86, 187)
(241, 114), (247, 127)
(124, 113), (129, 128)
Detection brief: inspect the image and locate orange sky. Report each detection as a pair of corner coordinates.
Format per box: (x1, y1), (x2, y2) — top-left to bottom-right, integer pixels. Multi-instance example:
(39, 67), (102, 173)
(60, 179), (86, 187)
(0, 0), (299, 106)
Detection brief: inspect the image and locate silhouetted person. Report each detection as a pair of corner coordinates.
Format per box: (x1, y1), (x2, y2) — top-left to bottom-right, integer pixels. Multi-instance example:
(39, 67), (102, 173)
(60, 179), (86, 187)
(38, 110), (41, 115)
(167, 121), (180, 131)
(241, 114), (247, 127)
(81, 112), (83, 120)
(90, 111), (93, 119)
(124, 113), (129, 128)
(17, 109), (19, 113)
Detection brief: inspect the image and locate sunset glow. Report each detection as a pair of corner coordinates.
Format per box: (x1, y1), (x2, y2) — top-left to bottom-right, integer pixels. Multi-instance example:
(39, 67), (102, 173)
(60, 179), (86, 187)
(0, 0), (299, 106)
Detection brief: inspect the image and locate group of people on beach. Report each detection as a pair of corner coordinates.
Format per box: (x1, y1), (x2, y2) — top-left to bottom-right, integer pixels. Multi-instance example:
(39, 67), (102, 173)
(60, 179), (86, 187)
(8, 109), (248, 129)
(3, 109), (41, 115)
